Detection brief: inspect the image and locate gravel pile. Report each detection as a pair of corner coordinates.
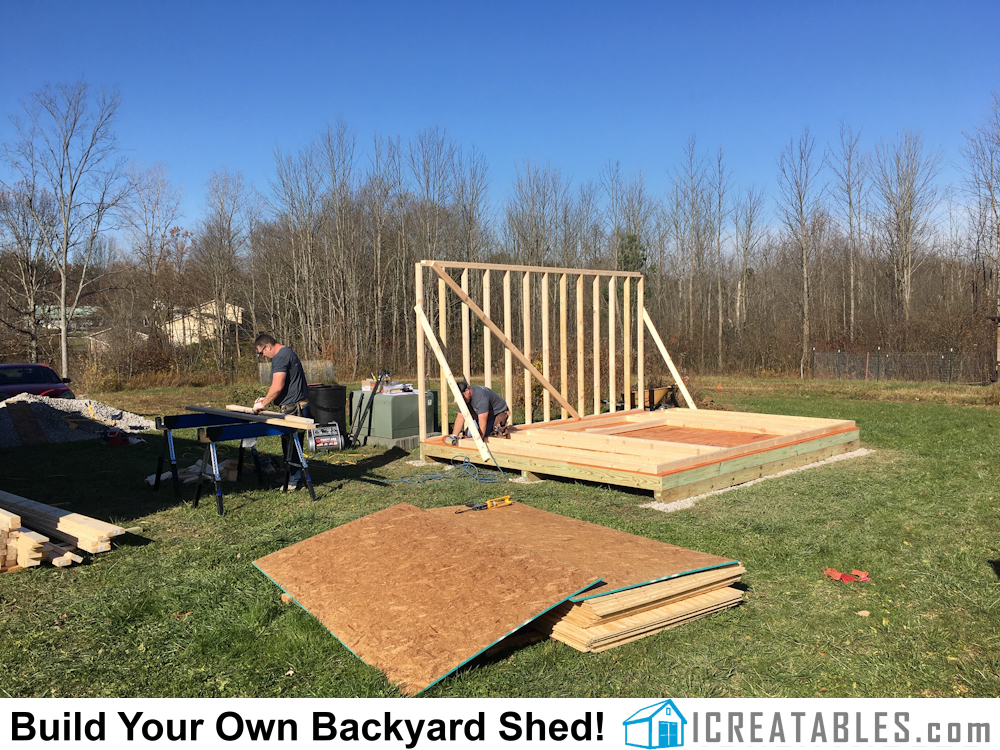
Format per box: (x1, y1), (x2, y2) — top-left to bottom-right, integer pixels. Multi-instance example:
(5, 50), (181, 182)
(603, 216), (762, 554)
(0, 393), (155, 448)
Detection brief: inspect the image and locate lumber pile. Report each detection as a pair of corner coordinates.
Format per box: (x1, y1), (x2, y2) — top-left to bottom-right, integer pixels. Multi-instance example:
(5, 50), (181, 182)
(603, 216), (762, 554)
(536, 565), (745, 652)
(146, 458), (243, 486)
(1, 508), (21, 572)
(0, 490), (124, 572)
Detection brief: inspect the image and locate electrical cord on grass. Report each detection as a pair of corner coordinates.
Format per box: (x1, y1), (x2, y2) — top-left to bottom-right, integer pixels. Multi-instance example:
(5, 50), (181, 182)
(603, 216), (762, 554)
(397, 455), (508, 485)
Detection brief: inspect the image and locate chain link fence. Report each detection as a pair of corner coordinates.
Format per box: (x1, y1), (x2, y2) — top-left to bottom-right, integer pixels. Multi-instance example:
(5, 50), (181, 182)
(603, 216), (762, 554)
(812, 350), (994, 384)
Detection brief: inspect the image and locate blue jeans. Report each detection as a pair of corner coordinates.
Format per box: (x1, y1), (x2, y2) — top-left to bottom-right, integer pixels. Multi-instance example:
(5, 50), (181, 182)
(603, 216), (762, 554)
(282, 403), (309, 487)
(482, 409), (509, 438)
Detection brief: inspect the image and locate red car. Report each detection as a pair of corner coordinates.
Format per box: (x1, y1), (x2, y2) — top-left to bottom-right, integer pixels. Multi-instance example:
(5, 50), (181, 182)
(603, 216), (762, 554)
(0, 363), (75, 400)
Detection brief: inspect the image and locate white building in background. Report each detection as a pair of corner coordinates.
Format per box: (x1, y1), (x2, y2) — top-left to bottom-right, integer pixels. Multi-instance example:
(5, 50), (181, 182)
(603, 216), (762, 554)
(163, 301), (244, 346)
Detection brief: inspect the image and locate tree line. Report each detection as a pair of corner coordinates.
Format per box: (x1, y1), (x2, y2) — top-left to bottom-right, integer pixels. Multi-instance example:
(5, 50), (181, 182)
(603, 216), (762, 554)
(2, 79), (1000, 390)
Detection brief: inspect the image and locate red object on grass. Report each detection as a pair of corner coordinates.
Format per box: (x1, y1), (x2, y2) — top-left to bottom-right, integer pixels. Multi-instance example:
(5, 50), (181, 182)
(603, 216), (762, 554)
(825, 567), (871, 583)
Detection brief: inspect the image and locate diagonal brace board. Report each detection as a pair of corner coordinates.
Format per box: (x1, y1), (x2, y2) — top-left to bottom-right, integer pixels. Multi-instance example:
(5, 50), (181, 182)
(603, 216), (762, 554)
(415, 304), (491, 461)
(429, 261), (581, 420)
(642, 308), (696, 410)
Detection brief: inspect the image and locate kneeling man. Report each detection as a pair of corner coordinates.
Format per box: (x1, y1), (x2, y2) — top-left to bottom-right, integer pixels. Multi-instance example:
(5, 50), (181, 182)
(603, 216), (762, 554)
(448, 380), (510, 444)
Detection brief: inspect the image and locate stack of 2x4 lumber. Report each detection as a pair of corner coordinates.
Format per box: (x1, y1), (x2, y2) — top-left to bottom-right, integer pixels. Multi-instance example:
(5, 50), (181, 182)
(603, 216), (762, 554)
(1, 508), (21, 571)
(429, 502), (745, 653)
(0, 490), (124, 554)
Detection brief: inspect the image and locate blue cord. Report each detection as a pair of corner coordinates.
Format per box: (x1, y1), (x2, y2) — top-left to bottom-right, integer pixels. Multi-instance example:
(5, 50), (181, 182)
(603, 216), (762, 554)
(397, 455), (508, 485)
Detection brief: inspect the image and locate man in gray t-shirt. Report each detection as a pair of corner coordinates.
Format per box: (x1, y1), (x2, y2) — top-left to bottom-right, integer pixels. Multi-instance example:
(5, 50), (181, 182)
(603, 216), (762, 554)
(253, 333), (308, 414)
(449, 380), (510, 442)
(253, 332), (310, 490)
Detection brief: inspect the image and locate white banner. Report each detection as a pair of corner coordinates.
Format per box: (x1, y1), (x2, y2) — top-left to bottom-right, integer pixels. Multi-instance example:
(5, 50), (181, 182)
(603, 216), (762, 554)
(2, 699), (995, 749)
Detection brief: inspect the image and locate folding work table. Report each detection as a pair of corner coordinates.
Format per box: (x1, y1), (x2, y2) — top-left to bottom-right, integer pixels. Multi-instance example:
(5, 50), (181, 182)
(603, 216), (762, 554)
(153, 407), (316, 515)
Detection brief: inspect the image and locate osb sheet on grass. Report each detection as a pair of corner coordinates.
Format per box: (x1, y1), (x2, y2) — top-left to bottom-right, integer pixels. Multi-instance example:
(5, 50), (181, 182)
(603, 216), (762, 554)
(253, 502), (600, 695)
(427, 503), (737, 600)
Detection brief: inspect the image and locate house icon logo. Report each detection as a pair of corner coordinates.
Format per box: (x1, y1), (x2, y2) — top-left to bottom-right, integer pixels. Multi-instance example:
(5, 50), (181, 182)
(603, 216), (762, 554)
(623, 699), (687, 748)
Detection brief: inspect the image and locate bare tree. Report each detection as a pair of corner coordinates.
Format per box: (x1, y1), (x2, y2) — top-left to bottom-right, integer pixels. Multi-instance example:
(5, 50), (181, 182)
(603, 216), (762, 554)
(504, 160), (570, 266)
(319, 120), (361, 375)
(1, 80), (126, 376)
(193, 168), (252, 369)
(711, 149), (730, 370)
(827, 123), (867, 342)
(777, 129), (822, 377)
(120, 163), (183, 335)
(453, 145), (491, 262)
(733, 185), (765, 331)
(271, 140), (324, 356)
(963, 92), (1000, 376)
(363, 134), (402, 361)
(408, 126), (454, 260)
(675, 138), (710, 341)
(873, 132), (940, 330)
(0, 183), (56, 361)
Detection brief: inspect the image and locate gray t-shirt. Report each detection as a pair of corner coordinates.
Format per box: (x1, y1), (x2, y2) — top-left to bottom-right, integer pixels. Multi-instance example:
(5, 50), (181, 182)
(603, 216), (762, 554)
(270, 346), (308, 407)
(468, 385), (508, 417)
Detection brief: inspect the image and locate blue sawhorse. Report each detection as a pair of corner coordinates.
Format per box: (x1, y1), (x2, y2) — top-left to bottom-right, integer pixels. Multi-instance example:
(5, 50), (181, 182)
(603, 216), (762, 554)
(153, 413), (266, 499)
(195, 422), (316, 515)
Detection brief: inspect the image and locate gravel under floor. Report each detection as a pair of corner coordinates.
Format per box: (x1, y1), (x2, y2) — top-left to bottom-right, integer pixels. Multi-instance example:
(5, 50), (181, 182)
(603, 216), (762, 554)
(0, 393), (155, 448)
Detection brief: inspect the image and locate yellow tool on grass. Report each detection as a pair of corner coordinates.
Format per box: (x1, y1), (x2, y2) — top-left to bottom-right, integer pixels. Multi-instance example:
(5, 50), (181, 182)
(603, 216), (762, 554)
(455, 495), (512, 513)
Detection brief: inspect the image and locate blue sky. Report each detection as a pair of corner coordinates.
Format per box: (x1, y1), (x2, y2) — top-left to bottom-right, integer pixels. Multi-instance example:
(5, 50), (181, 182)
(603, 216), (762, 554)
(3, 1), (999, 226)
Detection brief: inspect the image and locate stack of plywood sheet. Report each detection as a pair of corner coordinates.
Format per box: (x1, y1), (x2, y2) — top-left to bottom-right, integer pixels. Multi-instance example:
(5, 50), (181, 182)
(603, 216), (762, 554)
(255, 503), (600, 695)
(256, 502), (744, 693)
(429, 502), (744, 653)
(422, 408), (859, 502)
(0, 490), (123, 571)
(537, 569), (744, 652)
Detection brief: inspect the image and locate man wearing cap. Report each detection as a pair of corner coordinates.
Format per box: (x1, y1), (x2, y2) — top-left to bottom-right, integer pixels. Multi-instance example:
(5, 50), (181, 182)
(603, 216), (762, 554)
(448, 380), (510, 444)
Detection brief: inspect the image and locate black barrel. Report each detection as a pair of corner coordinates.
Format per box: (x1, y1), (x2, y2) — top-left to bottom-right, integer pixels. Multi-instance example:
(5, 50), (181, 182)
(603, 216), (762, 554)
(307, 384), (347, 433)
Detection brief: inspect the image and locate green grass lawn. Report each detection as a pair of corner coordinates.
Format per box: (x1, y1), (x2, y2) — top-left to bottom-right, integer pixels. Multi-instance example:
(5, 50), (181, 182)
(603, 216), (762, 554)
(1, 380), (998, 697)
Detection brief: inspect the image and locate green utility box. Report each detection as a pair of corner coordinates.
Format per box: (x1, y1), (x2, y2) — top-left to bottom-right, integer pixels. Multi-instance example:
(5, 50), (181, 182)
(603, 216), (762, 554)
(349, 390), (438, 440)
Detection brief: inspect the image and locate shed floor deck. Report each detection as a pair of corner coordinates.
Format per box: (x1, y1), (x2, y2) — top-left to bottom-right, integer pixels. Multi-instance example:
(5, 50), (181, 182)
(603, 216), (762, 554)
(421, 408), (860, 501)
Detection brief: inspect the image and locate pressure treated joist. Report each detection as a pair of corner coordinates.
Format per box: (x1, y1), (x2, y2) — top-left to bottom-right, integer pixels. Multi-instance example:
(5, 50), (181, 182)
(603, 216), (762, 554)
(652, 437), (860, 502)
(421, 439), (664, 491)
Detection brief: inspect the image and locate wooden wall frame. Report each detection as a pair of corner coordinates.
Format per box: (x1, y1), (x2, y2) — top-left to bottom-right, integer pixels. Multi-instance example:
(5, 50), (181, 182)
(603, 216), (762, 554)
(415, 260), (695, 452)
